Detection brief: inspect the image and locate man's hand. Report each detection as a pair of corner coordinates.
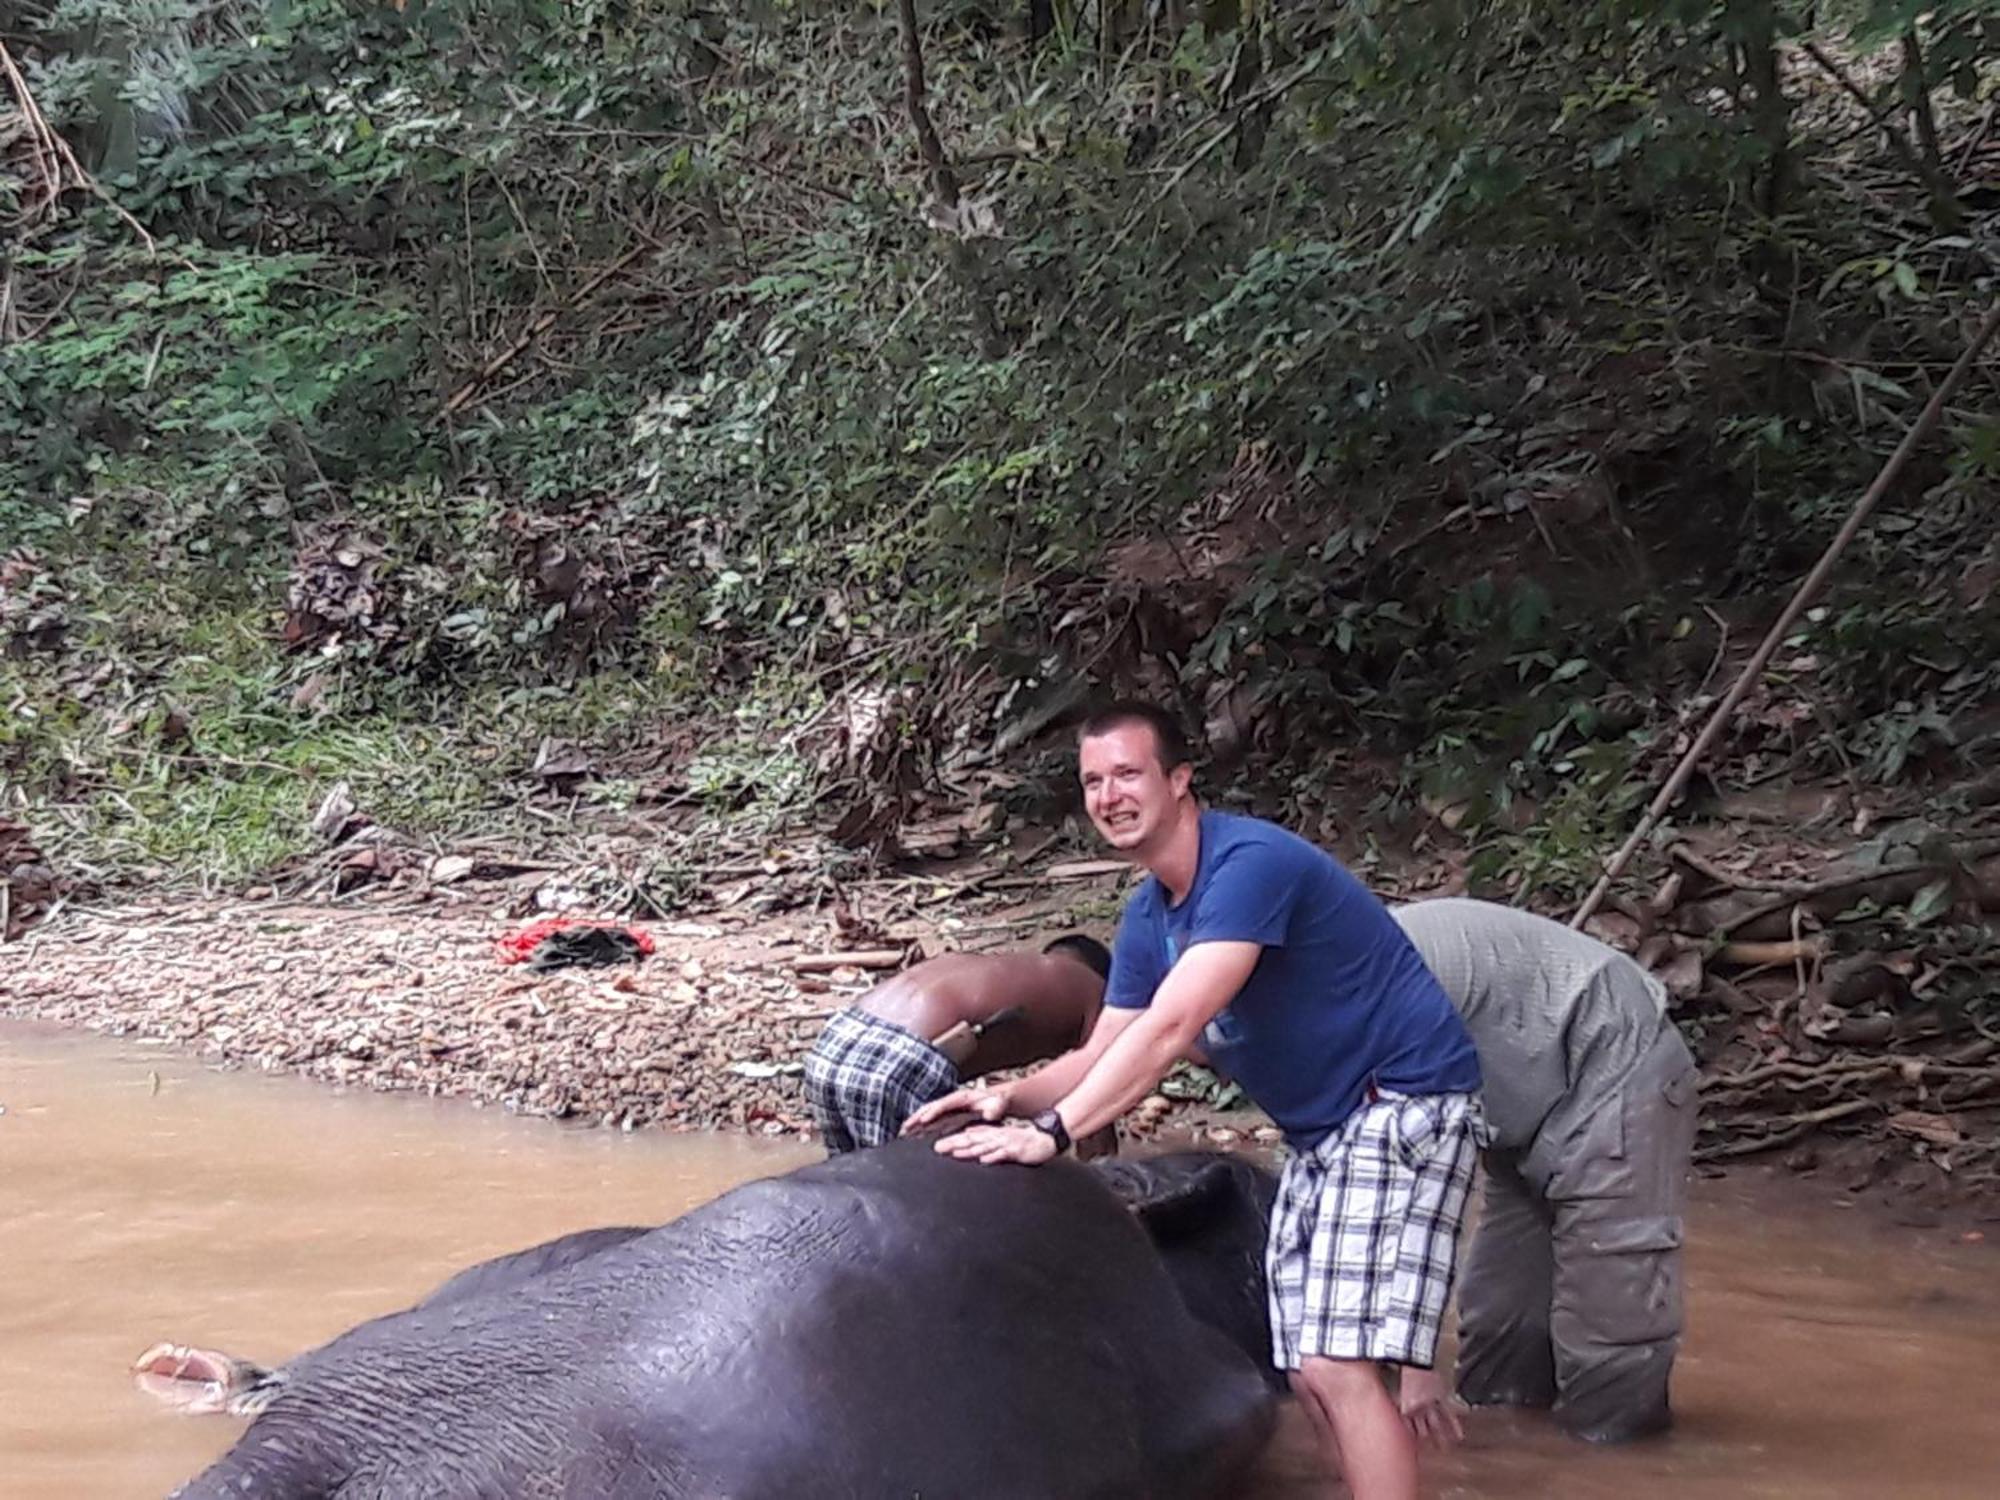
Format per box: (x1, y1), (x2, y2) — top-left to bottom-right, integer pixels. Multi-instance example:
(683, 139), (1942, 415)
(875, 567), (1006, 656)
(931, 1120), (1060, 1166)
(1398, 1365), (1465, 1448)
(900, 1084), (1010, 1136)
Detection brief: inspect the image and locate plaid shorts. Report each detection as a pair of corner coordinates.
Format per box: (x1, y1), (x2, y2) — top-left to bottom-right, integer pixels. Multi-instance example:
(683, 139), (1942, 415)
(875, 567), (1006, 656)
(1266, 1088), (1483, 1370)
(803, 1008), (961, 1154)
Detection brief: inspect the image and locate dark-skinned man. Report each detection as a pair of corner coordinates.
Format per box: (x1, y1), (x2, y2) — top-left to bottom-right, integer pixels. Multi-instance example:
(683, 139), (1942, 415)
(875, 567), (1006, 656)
(803, 935), (1112, 1155)
(907, 702), (1485, 1500)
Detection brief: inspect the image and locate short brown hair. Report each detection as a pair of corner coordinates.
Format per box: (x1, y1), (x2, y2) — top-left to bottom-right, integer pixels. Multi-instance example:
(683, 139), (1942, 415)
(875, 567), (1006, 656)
(1076, 700), (1193, 770)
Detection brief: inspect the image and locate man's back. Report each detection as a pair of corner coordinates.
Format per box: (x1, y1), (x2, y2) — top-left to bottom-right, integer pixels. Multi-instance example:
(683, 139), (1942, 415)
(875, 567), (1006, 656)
(857, 951), (1102, 1075)
(1391, 898), (1669, 1155)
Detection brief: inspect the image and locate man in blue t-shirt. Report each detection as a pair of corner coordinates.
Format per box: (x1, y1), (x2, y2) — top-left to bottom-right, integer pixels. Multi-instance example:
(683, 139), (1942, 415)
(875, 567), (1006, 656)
(907, 701), (1485, 1500)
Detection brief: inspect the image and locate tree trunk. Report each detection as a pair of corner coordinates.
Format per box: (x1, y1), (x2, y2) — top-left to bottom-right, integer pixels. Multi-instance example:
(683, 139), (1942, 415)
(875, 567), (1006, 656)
(1897, 28), (1965, 232)
(897, 0), (1004, 354)
(897, 0), (960, 208)
(1738, 0), (1791, 220)
(1899, 30), (1944, 176)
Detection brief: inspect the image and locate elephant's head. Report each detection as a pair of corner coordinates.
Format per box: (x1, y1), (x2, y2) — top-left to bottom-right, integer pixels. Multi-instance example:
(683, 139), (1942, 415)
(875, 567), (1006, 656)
(1094, 1151), (1283, 1386)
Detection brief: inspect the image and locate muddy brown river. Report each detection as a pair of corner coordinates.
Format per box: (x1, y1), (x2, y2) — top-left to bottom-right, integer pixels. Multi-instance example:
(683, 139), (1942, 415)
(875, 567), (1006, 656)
(4, 1021), (1997, 1498)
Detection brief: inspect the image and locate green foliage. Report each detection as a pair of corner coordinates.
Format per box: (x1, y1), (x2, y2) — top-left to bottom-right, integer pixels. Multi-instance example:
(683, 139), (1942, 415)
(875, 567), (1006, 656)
(4, 243), (417, 538)
(4, 0), (1994, 881)
(1466, 743), (1653, 904)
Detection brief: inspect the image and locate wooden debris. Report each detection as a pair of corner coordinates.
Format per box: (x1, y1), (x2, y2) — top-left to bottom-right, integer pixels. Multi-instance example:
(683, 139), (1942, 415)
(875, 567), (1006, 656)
(1885, 1111), (1963, 1148)
(789, 947), (913, 973)
(1043, 859), (1130, 880)
(1717, 936), (1829, 967)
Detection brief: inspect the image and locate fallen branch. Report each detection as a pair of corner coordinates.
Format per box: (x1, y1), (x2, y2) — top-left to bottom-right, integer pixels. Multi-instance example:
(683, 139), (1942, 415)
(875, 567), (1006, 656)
(1572, 300), (2000, 929)
(440, 243), (654, 417)
(1042, 858), (1132, 880)
(788, 947), (912, 973)
(1708, 1057), (2000, 1100)
(1668, 842), (1799, 894)
(1711, 836), (2000, 938)
(1717, 936), (1828, 967)
(1694, 1097), (1881, 1162)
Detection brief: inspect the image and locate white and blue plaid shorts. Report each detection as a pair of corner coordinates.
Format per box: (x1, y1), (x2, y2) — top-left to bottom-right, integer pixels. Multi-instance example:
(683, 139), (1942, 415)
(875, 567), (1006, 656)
(1267, 1088), (1484, 1370)
(803, 1008), (961, 1153)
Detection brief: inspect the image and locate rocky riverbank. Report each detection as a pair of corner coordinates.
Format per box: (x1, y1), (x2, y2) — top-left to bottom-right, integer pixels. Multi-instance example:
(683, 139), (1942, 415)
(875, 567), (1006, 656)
(5, 810), (1998, 1225)
(0, 841), (1232, 1143)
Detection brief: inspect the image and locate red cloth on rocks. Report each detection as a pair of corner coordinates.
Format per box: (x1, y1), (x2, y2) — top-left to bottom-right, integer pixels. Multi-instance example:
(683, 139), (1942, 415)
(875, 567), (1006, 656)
(494, 917), (655, 965)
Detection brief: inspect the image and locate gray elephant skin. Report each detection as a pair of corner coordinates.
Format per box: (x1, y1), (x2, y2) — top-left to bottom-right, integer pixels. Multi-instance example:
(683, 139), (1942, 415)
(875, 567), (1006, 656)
(154, 1139), (1281, 1499)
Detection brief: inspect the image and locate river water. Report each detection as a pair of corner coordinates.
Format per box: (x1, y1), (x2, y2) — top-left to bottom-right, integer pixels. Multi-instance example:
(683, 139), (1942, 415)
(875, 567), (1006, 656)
(3, 1021), (1996, 1498)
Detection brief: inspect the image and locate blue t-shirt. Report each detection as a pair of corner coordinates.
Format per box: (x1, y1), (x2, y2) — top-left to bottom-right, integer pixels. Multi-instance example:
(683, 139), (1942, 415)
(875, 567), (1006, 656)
(1106, 810), (1480, 1149)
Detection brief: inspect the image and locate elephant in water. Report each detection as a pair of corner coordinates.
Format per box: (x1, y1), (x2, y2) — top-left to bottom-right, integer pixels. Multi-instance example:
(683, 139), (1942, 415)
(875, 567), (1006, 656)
(139, 1138), (1281, 1499)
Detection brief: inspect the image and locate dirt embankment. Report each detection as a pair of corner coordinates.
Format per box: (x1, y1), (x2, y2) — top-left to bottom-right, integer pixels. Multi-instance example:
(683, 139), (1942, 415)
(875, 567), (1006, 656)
(0, 837), (1160, 1140)
(4, 804), (1998, 1228)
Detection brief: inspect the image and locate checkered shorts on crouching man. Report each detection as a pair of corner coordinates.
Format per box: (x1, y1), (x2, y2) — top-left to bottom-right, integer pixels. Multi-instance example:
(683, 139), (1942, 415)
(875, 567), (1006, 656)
(803, 1008), (962, 1154)
(1266, 1088), (1485, 1371)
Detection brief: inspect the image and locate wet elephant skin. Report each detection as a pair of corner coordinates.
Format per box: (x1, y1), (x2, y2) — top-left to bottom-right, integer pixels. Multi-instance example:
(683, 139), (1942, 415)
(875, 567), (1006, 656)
(168, 1141), (1279, 1499)
(1095, 1151), (1284, 1389)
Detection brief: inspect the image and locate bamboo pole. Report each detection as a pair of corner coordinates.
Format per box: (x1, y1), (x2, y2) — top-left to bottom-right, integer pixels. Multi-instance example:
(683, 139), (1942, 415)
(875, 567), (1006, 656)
(1571, 302), (2000, 929)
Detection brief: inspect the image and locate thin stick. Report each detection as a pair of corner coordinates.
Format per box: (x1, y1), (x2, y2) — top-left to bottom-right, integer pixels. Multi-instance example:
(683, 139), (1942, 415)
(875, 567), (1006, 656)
(789, 947), (911, 973)
(0, 39), (158, 252)
(1693, 1097), (1880, 1162)
(440, 244), (652, 416)
(1572, 302), (2000, 928)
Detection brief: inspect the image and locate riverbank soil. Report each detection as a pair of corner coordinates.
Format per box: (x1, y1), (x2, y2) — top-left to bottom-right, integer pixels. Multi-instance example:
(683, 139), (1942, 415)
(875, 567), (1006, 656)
(6, 800), (1998, 1233)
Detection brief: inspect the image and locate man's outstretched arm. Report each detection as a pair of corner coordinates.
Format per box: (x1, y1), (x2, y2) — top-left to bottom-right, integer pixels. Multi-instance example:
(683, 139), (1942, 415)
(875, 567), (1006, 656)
(935, 941), (1258, 1164)
(902, 1006), (1135, 1134)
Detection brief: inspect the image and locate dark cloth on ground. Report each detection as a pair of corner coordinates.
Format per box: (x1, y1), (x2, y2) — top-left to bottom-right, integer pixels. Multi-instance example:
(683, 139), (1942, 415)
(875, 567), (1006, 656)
(523, 926), (650, 973)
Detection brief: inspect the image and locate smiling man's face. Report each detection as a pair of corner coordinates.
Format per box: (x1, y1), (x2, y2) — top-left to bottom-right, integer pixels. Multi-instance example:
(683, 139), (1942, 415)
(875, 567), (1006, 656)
(1078, 720), (1191, 858)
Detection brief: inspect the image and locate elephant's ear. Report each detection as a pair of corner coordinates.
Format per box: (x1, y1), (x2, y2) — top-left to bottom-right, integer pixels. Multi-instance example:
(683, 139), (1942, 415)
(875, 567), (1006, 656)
(1096, 1158), (1248, 1244)
(133, 1342), (284, 1417)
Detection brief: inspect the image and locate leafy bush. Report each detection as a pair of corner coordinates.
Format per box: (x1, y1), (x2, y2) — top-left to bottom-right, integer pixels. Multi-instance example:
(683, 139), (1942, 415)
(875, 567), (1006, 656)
(4, 0), (1994, 879)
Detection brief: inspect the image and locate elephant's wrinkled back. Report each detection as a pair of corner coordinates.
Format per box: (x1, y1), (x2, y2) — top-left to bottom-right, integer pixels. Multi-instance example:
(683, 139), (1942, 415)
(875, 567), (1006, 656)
(614, 1142), (1277, 1499)
(172, 1142), (1276, 1500)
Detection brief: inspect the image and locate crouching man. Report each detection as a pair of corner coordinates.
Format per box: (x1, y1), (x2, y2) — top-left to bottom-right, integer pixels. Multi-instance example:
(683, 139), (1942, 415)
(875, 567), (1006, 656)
(803, 936), (1112, 1154)
(1392, 897), (1700, 1444)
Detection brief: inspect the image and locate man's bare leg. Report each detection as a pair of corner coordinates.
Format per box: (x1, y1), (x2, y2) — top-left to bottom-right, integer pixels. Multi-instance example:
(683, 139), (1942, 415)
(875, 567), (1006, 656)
(1291, 1355), (1418, 1500)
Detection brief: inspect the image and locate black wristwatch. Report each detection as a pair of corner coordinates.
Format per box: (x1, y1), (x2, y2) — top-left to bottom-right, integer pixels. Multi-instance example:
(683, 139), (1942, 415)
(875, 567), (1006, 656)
(1030, 1109), (1073, 1155)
